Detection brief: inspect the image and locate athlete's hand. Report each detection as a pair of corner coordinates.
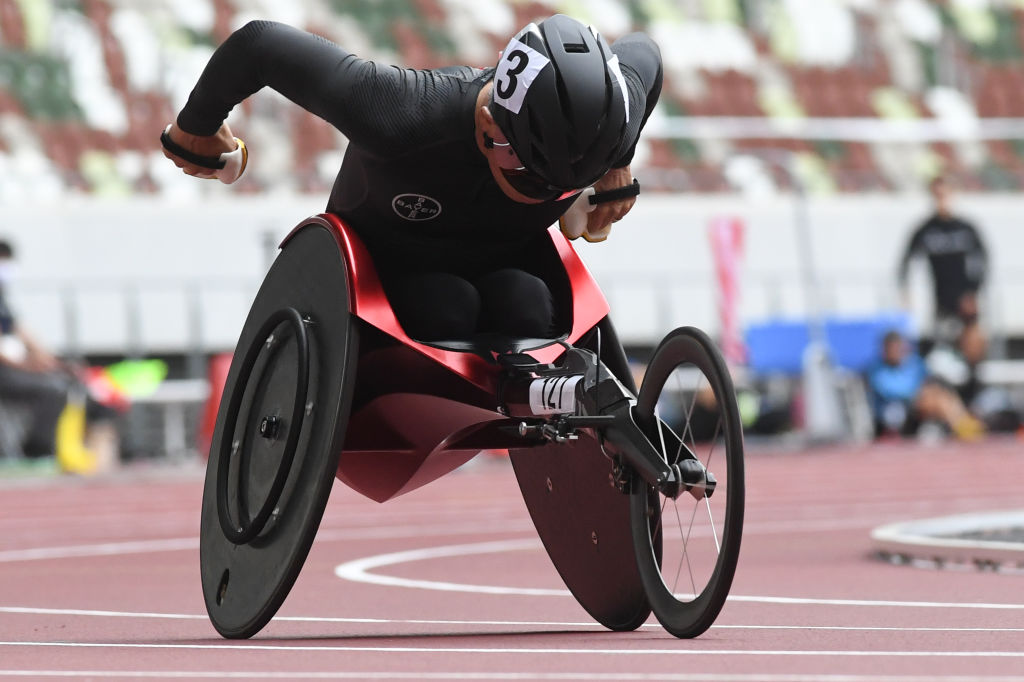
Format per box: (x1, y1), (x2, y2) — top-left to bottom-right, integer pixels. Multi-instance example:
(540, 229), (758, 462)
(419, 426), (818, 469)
(588, 165), (636, 234)
(161, 122), (245, 181)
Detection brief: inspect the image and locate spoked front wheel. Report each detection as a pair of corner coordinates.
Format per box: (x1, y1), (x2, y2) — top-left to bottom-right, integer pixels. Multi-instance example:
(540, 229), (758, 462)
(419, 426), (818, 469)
(629, 326), (745, 638)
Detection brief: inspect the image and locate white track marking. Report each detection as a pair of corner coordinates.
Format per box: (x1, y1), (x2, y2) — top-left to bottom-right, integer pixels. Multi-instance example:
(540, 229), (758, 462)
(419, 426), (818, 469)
(0, 538), (197, 563)
(5, 607), (1024, 631)
(3, 642), (1024, 657)
(3, 674), (1024, 682)
(0, 511), (989, 564)
(0, 521), (530, 564)
(334, 539), (565, 596)
(0, 607), (204, 620)
(728, 595), (1024, 609)
(333, 540), (1024, 610)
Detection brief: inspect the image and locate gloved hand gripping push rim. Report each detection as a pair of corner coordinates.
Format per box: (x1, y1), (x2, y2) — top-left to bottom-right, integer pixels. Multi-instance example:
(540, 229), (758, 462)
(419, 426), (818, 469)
(560, 178), (640, 243)
(160, 125), (249, 184)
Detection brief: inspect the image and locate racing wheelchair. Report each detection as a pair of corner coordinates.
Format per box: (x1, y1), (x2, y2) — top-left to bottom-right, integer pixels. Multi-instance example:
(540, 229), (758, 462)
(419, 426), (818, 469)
(200, 213), (744, 640)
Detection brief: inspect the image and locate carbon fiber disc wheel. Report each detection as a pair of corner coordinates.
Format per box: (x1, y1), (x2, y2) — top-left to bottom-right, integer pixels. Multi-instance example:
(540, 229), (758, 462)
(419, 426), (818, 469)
(200, 224), (358, 639)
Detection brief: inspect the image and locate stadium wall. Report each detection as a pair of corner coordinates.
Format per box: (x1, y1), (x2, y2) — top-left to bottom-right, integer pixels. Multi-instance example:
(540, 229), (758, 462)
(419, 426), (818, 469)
(1, 193), (1020, 355)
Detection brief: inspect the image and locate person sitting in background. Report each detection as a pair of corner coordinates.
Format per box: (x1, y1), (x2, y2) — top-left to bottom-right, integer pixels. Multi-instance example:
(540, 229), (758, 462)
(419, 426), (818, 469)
(0, 239), (119, 473)
(927, 322), (1021, 433)
(867, 329), (984, 440)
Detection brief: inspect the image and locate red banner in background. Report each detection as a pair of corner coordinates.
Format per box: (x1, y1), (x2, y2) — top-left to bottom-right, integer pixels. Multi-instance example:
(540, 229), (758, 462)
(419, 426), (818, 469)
(709, 216), (746, 365)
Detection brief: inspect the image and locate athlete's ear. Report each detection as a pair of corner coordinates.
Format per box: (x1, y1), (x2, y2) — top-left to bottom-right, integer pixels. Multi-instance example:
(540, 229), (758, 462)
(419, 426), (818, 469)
(480, 104), (496, 128)
(479, 105), (506, 142)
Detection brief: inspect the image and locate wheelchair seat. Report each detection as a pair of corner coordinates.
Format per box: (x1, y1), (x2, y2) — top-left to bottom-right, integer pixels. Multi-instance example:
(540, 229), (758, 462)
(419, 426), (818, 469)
(416, 332), (569, 361)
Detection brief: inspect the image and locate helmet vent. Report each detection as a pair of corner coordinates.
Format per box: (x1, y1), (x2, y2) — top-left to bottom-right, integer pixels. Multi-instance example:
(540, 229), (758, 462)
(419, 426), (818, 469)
(563, 42), (589, 53)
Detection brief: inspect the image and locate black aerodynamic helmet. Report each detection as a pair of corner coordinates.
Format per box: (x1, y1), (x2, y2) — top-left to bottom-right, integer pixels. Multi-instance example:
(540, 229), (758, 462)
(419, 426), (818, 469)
(489, 15), (631, 190)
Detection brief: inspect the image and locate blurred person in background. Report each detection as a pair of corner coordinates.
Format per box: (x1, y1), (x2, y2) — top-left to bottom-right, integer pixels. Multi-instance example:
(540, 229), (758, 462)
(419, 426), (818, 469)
(926, 321), (1021, 434)
(897, 175), (988, 345)
(161, 16), (661, 342)
(0, 239), (119, 473)
(867, 329), (984, 441)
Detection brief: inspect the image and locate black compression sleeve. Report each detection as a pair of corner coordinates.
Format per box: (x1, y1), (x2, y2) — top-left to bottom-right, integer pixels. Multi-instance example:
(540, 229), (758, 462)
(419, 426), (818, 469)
(177, 21), (356, 135)
(176, 21), (472, 158)
(610, 33), (663, 169)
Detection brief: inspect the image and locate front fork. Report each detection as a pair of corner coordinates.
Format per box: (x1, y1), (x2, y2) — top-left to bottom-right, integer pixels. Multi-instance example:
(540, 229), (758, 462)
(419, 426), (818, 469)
(499, 349), (716, 501)
(601, 399), (716, 501)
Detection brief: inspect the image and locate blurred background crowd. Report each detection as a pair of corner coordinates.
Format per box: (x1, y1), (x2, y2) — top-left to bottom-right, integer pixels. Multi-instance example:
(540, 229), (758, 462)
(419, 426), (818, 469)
(4, 0), (1024, 198)
(4, 0), (1024, 471)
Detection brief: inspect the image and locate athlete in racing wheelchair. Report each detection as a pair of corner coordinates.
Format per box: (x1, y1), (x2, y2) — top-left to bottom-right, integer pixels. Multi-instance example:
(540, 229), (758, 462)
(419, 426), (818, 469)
(162, 15), (744, 640)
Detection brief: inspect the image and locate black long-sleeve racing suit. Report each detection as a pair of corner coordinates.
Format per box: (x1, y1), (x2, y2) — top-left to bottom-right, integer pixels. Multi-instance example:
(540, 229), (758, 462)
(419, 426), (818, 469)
(897, 213), (988, 319)
(176, 21), (662, 338)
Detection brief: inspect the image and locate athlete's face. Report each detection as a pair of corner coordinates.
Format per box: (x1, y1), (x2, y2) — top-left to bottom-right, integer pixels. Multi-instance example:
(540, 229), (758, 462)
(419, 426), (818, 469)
(486, 128), (578, 201)
(476, 92), (580, 204)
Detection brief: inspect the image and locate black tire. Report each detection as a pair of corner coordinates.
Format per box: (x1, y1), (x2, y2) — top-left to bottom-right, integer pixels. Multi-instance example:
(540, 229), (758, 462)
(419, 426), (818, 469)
(509, 316), (651, 633)
(200, 224), (359, 639)
(629, 326), (744, 638)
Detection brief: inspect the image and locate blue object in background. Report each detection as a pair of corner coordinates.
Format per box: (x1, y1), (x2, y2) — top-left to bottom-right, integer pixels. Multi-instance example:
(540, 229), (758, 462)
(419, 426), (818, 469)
(745, 312), (915, 375)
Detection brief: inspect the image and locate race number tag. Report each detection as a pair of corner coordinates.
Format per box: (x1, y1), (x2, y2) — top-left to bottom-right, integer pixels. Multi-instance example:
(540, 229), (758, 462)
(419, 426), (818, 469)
(493, 36), (550, 115)
(528, 375), (583, 415)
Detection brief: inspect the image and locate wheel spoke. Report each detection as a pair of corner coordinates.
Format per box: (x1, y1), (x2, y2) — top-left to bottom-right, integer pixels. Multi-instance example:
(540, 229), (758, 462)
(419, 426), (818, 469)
(680, 497), (701, 598)
(675, 370), (699, 464)
(684, 373), (707, 464)
(704, 408), (724, 471)
(705, 495), (721, 553)
(654, 403), (669, 464)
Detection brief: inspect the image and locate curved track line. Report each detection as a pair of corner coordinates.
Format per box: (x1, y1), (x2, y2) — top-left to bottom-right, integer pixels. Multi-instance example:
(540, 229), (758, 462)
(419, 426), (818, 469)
(333, 538), (565, 596)
(333, 539), (1024, 610)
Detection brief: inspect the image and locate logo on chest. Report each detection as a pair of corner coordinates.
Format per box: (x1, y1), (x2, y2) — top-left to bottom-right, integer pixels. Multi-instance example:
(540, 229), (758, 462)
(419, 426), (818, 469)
(392, 194), (442, 221)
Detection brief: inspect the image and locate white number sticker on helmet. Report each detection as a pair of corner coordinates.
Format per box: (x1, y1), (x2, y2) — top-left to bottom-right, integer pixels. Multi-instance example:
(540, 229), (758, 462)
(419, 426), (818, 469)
(493, 37), (550, 115)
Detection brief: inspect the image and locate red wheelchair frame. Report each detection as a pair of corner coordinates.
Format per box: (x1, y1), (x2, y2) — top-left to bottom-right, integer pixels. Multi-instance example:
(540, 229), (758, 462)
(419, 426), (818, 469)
(200, 212), (743, 641)
(286, 213), (610, 502)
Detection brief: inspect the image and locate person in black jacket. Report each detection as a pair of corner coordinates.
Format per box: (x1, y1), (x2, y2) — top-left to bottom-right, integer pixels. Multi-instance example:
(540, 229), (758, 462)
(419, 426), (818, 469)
(161, 16), (663, 341)
(898, 175), (988, 342)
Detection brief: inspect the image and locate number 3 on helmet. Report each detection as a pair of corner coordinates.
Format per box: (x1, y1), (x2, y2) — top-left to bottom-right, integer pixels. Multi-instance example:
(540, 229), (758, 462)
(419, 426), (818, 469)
(490, 15), (631, 194)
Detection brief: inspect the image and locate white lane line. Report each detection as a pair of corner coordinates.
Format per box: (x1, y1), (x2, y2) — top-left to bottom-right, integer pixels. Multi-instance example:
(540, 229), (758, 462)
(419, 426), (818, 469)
(3, 642), (1024, 657)
(728, 595), (1024, 609)
(4, 607), (1024, 631)
(0, 521), (532, 564)
(334, 539), (564, 596)
(2, 673), (1024, 682)
(0, 538), (197, 563)
(0, 607), (205, 620)
(333, 540), (1024, 610)
(0, 511), (951, 564)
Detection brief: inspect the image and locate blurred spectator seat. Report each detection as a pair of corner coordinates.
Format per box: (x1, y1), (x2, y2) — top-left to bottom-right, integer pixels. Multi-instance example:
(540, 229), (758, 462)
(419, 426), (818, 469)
(745, 311), (915, 375)
(0, 399), (29, 459)
(128, 378), (209, 459)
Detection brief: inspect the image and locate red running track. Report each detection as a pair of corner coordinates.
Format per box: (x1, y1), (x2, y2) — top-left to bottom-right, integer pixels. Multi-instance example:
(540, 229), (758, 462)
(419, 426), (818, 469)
(2, 439), (1024, 681)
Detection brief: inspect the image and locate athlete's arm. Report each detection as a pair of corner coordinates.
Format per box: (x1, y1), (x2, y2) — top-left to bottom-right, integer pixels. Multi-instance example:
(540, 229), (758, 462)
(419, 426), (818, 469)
(964, 221), (988, 289)
(585, 33), (662, 233)
(609, 33), (663, 170)
(897, 224), (927, 286)
(167, 21), (445, 168)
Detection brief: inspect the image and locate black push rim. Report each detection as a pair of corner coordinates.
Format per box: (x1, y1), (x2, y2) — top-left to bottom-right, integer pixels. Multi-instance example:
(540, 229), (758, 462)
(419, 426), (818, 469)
(216, 307), (310, 545)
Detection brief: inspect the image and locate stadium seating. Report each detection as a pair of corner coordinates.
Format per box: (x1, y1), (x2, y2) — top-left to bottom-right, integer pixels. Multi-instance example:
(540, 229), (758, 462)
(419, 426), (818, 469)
(2, 0), (1024, 197)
